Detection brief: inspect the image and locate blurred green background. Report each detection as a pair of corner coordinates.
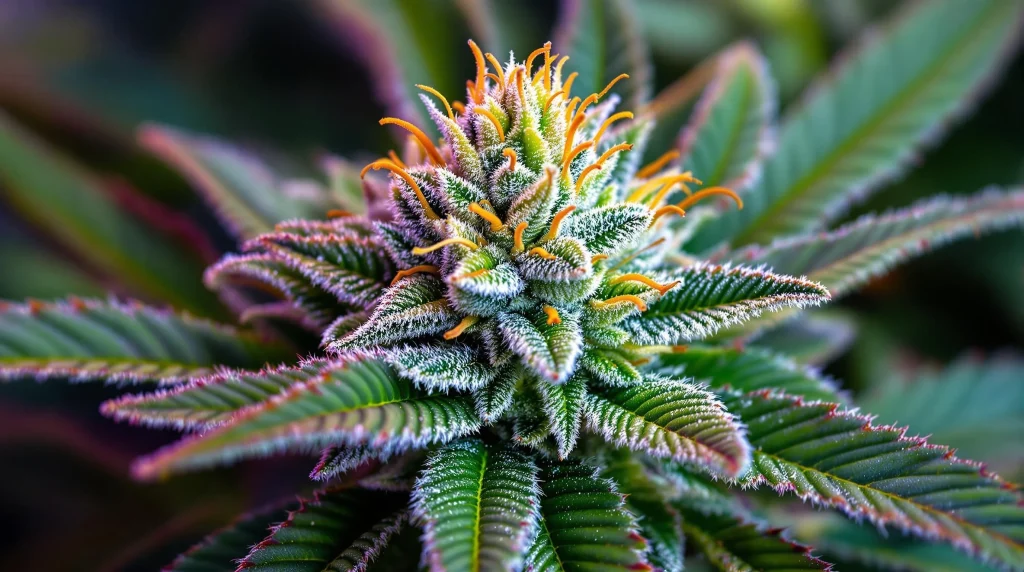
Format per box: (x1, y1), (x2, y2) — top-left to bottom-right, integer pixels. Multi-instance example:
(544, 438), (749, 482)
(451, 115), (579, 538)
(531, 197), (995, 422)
(0, 0), (1020, 569)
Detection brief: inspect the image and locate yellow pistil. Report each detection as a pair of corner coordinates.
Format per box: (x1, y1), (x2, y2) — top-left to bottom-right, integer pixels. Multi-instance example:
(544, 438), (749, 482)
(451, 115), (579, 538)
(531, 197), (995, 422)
(592, 111), (634, 147)
(544, 90), (566, 112)
(485, 53), (505, 86)
(677, 186), (744, 211)
(412, 237), (480, 255)
(361, 159), (439, 220)
(512, 222), (528, 254)
(444, 315), (480, 340)
(503, 148), (517, 171)
(562, 141), (594, 177)
(379, 118), (446, 166)
(543, 206), (576, 241)
(609, 273), (681, 295)
(326, 209), (352, 219)
(597, 73), (629, 99)
(415, 84), (454, 121)
(626, 174), (678, 203)
(652, 205), (686, 223)
(591, 253), (609, 264)
(474, 107), (506, 142)
(454, 269), (488, 281)
(637, 150), (680, 179)
(469, 202), (504, 231)
(467, 40), (487, 103)
(647, 173), (702, 207)
(574, 164), (603, 196)
(527, 247), (557, 260)
(524, 42), (551, 78)
(452, 101), (466, 114)
(543, 305), (562, 325)
(593, 143), (633, 168)
(391, 265), (440, 285)
(591, 295), (647, 312)
(562, 72), (578, 98)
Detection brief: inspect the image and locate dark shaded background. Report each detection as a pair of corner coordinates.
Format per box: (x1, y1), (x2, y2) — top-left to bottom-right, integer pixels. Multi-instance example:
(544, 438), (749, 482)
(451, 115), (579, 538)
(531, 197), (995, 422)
(0, 1), (1021, 569)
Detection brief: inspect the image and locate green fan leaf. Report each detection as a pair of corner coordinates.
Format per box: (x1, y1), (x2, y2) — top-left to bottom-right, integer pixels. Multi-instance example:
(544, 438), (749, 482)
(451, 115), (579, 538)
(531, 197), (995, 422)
(651, 345), (845, 403)
(678, 41), (776, 191)
(731, 189), (1024, 298)
(689, 0), (1024, 250)
(166, 501), (296, 572)
(621, 263), (829, 345)
(602, 451), (684, 572)
(726, 391), (1024, 569)
(238, 488), (410, 571)
(132, 355), (480, 479)
(585, 378), (751, 479)
(858, 355), (1024, 467)
(413, 438), (540, 572)
(139, 124), (338, 241)
(679, 504), (832, 571)
(553, 0), (652, 111)
(525, 460), (651, 571)
(0, 299), (287, 384)
(102, 360), (329, 430)
(0, 111), (219, 314)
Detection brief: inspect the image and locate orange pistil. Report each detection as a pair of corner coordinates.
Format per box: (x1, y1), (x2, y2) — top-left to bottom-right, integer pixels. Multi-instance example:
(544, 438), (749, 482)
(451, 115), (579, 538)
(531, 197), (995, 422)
(637, 150), (680, 179)
(593, 143), (632, 168)
(652, 205), (686, 223)
(626, 174), (680, 203)
(527, 247), (557, 260)
(677, 186), (743, 211)
(512, 222), (528, 254)
(486, 73), (501, 84)
(361, 159), (439, 220)
(591, 295), (647, 312)
(597, 73), (629, 99)
(469, 202), (504, 231)
(452, 101), (466, 114)
(609, 273), (681, 295)
(515, 67), (527, 105)
(412, 237), (480, 255)
(485, 53), (506, 86)
(524, 42), (551, 78)
(379, 118), (445, 166)
(591, 253), (610, 264)
(562, 141), (594, 177)
(391, 265), (440, 285)
(503, 148), (517, 171)
(544, 90), (566, 112)
(553, 56), (570, 84)
(592, 111), (634, 147)
(543, 305), (562, 325)
(467, 40), (487, 103)
(573, 93), (599, 123)
(386, 150), (406, 169)
(543, 205), (576, 241)
(326, 209), (353, 219)
(415, 84), (454, 121)
(574, 163), (603, 195)
(647, 173), (702, 207)
(564, 96), (581, 122)
(444, 315), (480, 340)
(562, 72), (578, 98)
(474, 107), (506, 142)
(454, 269), (488, 281)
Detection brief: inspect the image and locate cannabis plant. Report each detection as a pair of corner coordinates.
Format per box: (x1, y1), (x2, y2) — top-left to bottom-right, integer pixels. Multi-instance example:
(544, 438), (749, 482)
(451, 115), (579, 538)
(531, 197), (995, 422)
(2, 0), (1023, 570)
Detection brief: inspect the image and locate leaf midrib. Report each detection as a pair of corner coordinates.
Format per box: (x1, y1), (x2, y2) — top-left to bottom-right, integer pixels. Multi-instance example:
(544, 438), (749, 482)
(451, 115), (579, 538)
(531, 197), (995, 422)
(734, 1), (1002, 246)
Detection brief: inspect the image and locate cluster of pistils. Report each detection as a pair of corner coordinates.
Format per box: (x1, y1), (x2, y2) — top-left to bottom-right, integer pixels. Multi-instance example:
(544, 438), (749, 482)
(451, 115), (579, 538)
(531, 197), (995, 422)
(332, 39), (747, 454)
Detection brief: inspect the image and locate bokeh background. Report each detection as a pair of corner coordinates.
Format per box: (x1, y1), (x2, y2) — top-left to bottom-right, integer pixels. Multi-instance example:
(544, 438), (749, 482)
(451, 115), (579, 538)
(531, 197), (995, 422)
(0, 1), (1021, 570)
